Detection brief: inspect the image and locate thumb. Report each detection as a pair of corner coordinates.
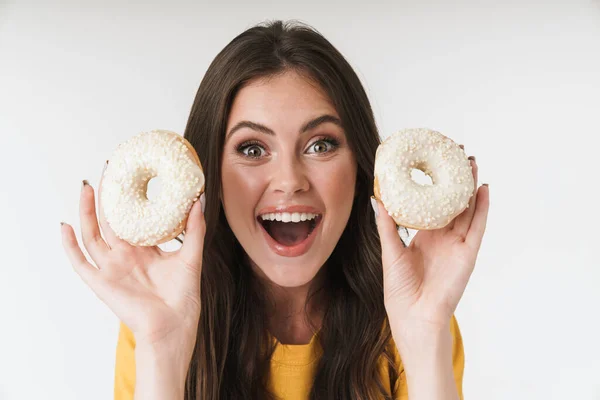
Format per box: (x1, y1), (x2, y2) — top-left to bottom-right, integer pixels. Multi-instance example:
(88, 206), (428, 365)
(371, 196), (407, 266)
(179, 193), (206, 270)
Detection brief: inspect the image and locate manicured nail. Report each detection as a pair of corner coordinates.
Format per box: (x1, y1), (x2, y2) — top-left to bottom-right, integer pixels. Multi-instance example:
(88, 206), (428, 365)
(459, 144), (464, 150)
(103, 160), (108, 173)
(483, 183), (489, 187)
(468, 156), (476, 161)
(370, 196), (379, 218)
(82, 180), (89, 190)
(200, 193), (206, 213)
(60, 221), (65, 226)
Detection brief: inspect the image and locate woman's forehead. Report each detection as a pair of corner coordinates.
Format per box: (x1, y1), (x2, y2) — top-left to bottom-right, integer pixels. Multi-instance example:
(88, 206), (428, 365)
(230, 72), (336, 116)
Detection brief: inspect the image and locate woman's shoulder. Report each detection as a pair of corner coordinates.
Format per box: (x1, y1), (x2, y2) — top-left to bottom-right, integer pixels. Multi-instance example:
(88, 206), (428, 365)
(114, 316), (465, 400)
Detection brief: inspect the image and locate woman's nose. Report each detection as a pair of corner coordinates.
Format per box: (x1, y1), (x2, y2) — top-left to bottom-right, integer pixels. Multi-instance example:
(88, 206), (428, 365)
(271, 155), (309, 195)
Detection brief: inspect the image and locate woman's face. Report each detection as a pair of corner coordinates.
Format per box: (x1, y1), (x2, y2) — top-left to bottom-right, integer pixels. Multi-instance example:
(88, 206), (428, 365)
(221, 70), (357, 287)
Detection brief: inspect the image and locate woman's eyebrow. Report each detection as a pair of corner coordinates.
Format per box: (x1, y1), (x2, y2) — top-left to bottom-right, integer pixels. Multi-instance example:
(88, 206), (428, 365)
(226, 114), (342, 140)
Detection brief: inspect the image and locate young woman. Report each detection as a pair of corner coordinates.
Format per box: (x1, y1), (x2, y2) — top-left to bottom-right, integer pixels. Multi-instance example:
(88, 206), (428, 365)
(61, 20), (489, 400)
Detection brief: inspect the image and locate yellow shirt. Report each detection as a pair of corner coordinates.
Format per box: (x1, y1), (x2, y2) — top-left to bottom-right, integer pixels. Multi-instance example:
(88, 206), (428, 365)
(114, 315), (464, 399)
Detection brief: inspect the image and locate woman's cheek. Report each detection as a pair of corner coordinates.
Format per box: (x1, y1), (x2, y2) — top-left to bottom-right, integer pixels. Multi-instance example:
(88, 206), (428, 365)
(320, 162), (356, 197)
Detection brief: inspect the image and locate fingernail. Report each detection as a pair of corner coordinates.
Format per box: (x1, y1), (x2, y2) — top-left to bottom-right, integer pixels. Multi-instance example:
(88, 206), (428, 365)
(468, 156), (476, 161)
(459, 144), (464, 150)
(200, 192), (206, 213)
(483, 183), (489, 187)
(82, 180), (89, 190)
(370, 196), (379, 218)
(103, 160), (108, 173)
(60, 221), (65, 226)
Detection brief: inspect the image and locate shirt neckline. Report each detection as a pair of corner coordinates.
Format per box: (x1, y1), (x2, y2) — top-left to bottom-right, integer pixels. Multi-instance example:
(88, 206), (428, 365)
(270, 331), (322, 366)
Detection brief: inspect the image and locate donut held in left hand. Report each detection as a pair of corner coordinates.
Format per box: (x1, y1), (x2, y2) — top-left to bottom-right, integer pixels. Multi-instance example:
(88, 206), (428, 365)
(100, 129), (205, 246)
(373, 128), (474, 230)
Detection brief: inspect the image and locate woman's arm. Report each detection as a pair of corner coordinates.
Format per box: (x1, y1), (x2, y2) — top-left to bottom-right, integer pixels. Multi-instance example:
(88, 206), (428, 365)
(392, 322), (460, 400)
(133, 336), (196, 400)
(62, 177), (206, 399)
(371, 156), (487, 399)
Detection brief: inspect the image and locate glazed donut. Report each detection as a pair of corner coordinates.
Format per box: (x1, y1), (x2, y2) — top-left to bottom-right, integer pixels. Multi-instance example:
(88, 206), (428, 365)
(373, 128), (474, 230)
(100, 129), (205, 246)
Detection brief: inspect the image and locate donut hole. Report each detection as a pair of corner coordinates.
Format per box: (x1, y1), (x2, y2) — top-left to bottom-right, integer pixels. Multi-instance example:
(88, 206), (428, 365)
(410, 168), (433, 186)
(145, 176), (163, 201)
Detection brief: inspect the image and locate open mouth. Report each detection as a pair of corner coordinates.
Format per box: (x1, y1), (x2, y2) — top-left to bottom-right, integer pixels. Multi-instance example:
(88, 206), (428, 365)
(258, 214), (322, 247)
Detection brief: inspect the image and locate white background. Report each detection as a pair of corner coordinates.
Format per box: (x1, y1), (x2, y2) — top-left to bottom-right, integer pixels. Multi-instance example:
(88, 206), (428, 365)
(1, 1), (599, 399)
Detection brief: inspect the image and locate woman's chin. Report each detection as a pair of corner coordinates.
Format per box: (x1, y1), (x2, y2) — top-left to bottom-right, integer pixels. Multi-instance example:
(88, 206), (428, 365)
(250, 259), (322, 288)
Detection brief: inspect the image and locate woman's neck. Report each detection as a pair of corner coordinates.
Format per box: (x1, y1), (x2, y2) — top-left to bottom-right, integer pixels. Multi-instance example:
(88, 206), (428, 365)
(267, 284), (324, 344)
(260, 267), (328, 345)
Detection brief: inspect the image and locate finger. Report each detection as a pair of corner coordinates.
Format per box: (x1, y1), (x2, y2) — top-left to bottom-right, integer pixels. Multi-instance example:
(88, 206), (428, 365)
(466, 184), (490, 250)
(61, 222), (101, 286)
(79, 180), (110, 263)
(97, 161), (132, 250)
(452, 157), (478, 236)
(371, 196), (407, 269)
(179, 193), (205, 272)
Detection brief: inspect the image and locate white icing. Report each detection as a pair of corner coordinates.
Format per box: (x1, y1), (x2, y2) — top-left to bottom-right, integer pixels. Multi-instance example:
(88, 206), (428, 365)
(101, 129), (204, 246)
(374, 128), (474, 229)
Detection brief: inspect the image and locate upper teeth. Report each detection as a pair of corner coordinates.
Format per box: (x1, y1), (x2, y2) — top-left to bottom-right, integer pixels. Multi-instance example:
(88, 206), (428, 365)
(260, 212), (319, 222)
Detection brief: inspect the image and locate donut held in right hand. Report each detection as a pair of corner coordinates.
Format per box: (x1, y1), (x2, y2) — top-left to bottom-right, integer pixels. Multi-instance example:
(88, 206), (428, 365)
(101, 129), (205, 246)
(374, 128), (474, 230)
(60, 146), (206, 350)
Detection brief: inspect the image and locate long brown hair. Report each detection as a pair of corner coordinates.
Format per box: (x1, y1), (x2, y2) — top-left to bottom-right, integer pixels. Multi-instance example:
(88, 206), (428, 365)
(183, 19), (403, 399)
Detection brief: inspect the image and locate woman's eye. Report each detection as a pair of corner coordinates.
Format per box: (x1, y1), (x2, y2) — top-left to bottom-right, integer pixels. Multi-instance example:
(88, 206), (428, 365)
(236, 137), (339, 159)
(237, 141), (266, 158)
(245, 145), (264, 158)
(307, 138), (339, 154)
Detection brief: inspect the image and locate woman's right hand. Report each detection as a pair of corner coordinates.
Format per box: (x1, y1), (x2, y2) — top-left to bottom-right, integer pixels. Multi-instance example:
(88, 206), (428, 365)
(60, 162), (206, 349)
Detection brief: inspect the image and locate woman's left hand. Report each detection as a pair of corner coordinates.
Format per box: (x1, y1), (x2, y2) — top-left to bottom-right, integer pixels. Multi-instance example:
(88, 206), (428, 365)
(372, 157), (490, 333)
